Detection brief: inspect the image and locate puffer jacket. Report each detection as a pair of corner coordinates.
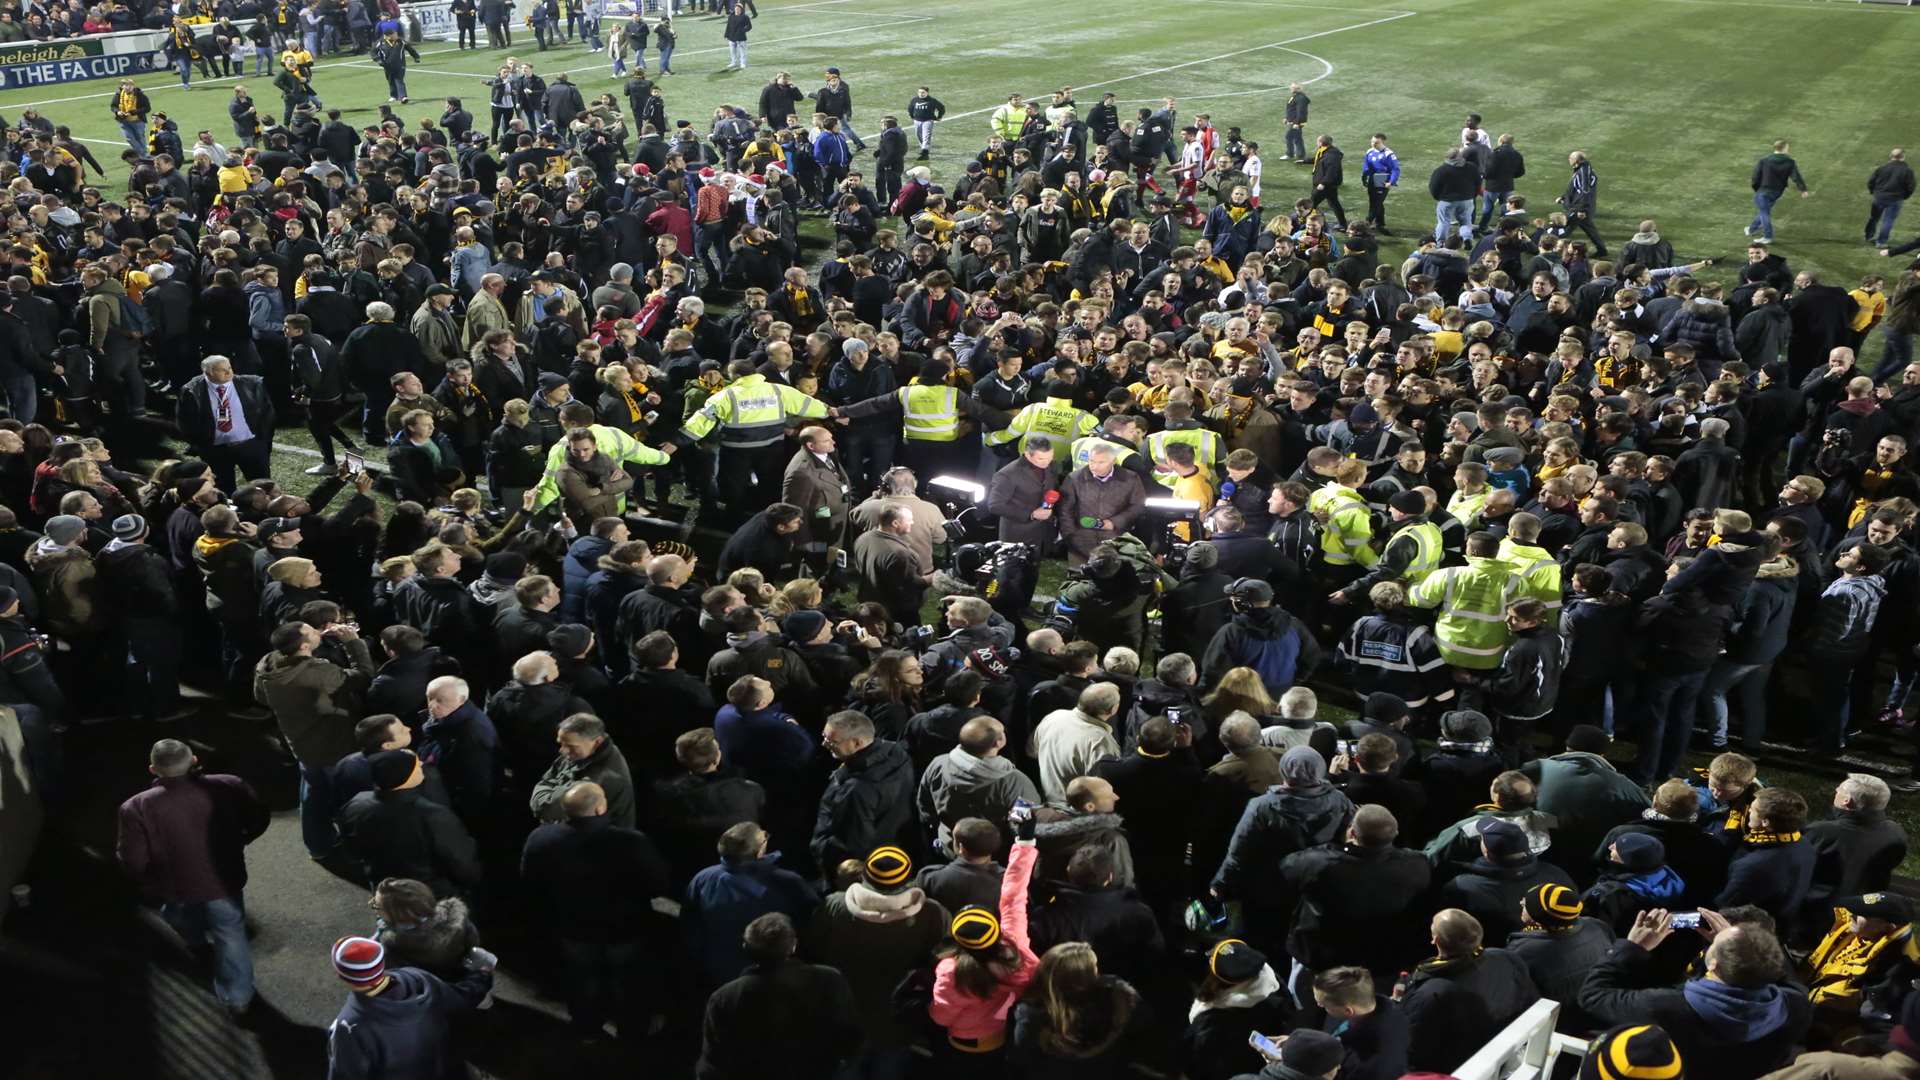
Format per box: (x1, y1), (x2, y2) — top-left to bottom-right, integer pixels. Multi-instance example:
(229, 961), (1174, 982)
(1804, 572), (1887, 659)
(1399, 947), (1540, 1072)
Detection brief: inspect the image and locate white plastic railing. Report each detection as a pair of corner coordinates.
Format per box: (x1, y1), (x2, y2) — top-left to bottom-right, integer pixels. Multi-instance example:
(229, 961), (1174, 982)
(1453, 999), (1591, 1080)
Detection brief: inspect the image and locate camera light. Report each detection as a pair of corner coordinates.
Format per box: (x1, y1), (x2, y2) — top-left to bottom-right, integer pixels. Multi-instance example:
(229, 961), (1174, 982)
(929, 475), (986, 502)
(1143, 497), (1202, 513)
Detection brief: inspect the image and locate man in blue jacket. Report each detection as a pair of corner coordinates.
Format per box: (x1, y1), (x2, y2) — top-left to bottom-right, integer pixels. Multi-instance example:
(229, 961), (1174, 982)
(327, 935), (494, 1080)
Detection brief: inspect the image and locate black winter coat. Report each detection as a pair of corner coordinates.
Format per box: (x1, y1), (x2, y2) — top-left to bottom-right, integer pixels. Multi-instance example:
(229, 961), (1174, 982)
(696, 959), (860, 1080)
(1439, 857), (1574, 944)
(1280, 842), (1432, 973)
(809, 739), (916, 870)
(519, 814), (671, 942)
(1399, 947), (1539, 1073)
(336, 787), (482, 897)
(1505, 919), (1615, 1034)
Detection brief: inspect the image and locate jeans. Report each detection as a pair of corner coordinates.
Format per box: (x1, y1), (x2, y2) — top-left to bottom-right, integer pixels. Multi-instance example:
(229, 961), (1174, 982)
(119, 119), (147, 152)
(694, 221), (729, 283)
(386, 73), (407, 100)
(912, 119), (934, 152)
(11, 703), (61, 800)
(658, 43), (673, 71)
(1872, 326), (1914, 382)
(1700, 659), (1766, 746)
(728, 40), (747, 67)
(1435, 199), (1473, 243)
(1868, 198), (1905, 246)
(841, 430), (896, 494)
(1749, 189), (1782, 240)
(175, 56), (192, 86)
(254, 46), (271, 74)
(838, 115), (866, 150)
(298, 759), (338, 858)
(1284, 125), (1305, 160)
(1478, 189), (1510, 228)
(3, 371), (36, 423)
(533, 21), (550, 48)
(1634, 668), (1708, 783)
(163, 897), (255, 1009)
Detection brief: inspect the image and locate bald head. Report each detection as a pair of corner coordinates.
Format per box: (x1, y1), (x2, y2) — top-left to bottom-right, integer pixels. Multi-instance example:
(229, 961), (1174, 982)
(562, 781), (607, 818)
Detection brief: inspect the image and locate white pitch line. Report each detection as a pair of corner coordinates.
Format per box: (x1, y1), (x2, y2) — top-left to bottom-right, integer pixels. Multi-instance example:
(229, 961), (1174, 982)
(1110, 44), (1334, 104)
(942, 9), (1417, 121)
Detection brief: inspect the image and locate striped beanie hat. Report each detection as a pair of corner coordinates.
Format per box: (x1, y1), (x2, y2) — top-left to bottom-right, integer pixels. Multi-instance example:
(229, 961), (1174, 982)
(1579, 1025), (1682, 1080)
(332, 936), (387, 988)
(1524, 883), (1583, 929)
(951, 906), (1002, 950)
(865, 846), (912, 888)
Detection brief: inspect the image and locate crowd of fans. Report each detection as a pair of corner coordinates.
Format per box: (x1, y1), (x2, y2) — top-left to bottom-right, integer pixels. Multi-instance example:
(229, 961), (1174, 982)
(0, 5), (1914, 1079)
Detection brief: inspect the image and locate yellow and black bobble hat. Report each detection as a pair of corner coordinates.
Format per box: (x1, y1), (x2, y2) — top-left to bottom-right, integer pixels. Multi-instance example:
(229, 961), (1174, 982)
(1579, 1024), (1682, 1080)
(950, 906), (1002, 950)
(1207, 938), (1266, 983)
(865, 846), (912, 888)
(1524, 883), (1584, 929)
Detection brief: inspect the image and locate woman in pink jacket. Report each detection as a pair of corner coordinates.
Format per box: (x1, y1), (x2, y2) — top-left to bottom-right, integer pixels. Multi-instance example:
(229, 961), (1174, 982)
(929, 816), (1039, 1072)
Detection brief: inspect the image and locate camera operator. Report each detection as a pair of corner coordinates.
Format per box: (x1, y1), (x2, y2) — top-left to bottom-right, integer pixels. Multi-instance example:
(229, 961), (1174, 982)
(1053, 542), (1152, 657)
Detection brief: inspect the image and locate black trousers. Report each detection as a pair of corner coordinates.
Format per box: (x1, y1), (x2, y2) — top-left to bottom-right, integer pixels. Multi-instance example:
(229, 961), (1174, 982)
(1311, 186), (1346, 228)
(716, 441), (787, 524)
(458, 20), (475, 46)
(1566, 209), (1607, 255)
(203, 437), (273, 493)
(306, 396), (357, 466)
(1366, 184), (1389, 227)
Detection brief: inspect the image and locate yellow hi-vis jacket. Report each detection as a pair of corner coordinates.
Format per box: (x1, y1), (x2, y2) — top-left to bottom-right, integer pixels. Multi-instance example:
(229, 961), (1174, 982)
(677, 373), (826, 449)
(985, 395), (1097, 460)
(1497, 538), (1563, 627)
(1407, 555), (1521, 669)
(530, 423), (670, 512)
(1145, 424), (1224, 487)
(1308, 482), (1377, 568)
(898, 384), (961, 442)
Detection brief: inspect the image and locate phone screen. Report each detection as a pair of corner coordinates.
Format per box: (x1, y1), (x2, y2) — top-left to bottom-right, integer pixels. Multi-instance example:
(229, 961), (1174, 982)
(1669, 912), (1701, 929)
(343, 450), (364, 474)
(1248, 1031), (1284, 1058)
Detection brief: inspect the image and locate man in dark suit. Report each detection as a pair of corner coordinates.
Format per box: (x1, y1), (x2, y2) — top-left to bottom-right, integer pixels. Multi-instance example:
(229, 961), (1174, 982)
(1787, 271), (1860, 383)
(176, 354), (275, 493)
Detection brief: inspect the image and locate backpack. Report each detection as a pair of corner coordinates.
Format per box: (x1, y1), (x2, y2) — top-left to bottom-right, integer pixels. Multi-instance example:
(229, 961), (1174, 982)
(99, 293), (149, 339)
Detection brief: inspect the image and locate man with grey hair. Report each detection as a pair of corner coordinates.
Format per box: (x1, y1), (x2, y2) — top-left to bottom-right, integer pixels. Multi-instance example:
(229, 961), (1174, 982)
(591, 262), (643, 317)
(341, 296), (426, 443)
(829, 337), (895, 492)
(421, 674), (499, 820)
(921, 594), (1013, 683)
(176, 353), (276, 492)
(811, 709), (916, 873)
(1803, 772), (1908, 915)
(1262, 685), (1336, 751)
(1033, 681), (1123, 807)
(116, 738), (269, 1015)
(1674, 415), (1739, 512)
(529, 713), (637, 829)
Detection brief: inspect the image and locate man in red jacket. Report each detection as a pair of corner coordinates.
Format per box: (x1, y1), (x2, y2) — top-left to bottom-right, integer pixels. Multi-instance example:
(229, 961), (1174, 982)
(115, 738), (270, 1015)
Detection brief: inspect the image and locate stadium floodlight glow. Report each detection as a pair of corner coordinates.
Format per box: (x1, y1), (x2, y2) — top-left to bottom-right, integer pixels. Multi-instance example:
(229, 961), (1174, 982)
(929, 475), (987, 502)
(1143, 497), (1203, 513)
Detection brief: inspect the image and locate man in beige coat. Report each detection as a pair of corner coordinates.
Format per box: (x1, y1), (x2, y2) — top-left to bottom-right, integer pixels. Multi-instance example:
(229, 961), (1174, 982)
(461, 273), (513, 351)
(782, 424), (853, 577)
